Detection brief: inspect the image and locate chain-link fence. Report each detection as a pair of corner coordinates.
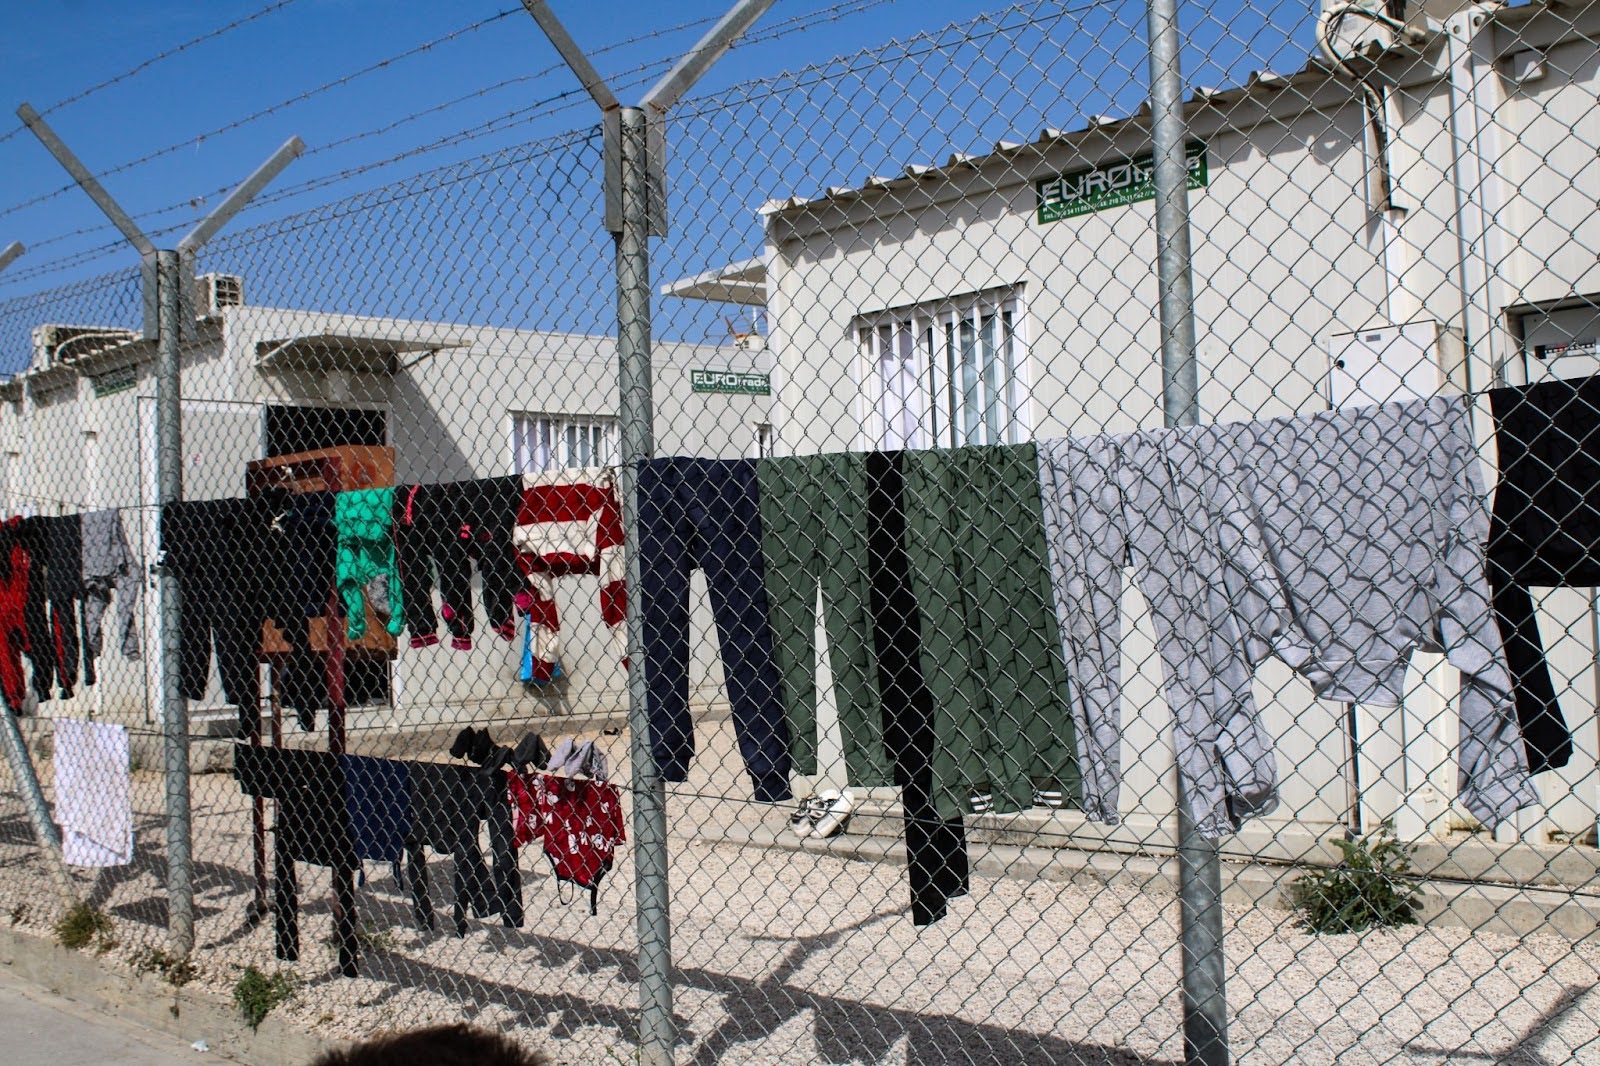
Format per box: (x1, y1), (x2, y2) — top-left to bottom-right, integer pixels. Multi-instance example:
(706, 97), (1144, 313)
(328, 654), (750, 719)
(0, 0), (1598, 1062)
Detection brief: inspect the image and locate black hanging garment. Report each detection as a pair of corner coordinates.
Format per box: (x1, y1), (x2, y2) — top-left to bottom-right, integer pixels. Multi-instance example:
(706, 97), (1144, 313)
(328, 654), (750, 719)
(865, 451), (970, 926)
(233, 744), (359, 975)
(20, 515), (83, 701)
(395, 479), (523, 650)
(1484, 376), (1600, 774)
(164, 492), (333, 734)
(404, 761), (524, 934)
(262, 490), (337, 731)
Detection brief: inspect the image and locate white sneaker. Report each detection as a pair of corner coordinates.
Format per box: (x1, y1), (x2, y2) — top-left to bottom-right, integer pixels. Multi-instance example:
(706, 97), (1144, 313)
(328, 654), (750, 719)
(1033, 787), (1066, 810)
(969, 791), (994, 815)
(811, 789), (855, 839)
(789, 794), (826, 838)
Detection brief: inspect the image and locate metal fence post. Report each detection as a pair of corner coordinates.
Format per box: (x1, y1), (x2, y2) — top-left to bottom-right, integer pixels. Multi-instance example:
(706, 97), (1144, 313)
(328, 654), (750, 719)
(615, 103), (673, 1066)
(154, 247), (194, 957)
(1144, 0), (1229, 1063)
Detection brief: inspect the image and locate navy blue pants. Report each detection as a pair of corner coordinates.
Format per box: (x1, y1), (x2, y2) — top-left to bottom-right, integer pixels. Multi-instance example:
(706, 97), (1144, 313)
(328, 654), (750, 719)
(638, 457), (791, 802)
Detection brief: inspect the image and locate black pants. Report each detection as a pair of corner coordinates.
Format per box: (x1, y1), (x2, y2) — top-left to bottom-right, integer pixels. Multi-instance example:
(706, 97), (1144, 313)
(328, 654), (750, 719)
(1484, 378), (1600, 774)
(405, 762), (521, 934)
(396, 479), (523, 646)
(866, 452), (969, 927)
(21, 516), (83, 702)
(638, 457), (791, 803)
(234, 745), (360, 976)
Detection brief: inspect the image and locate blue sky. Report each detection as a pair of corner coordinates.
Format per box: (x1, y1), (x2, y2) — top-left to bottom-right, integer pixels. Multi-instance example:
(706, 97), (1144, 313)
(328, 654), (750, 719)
(0, 0), (1319, 356)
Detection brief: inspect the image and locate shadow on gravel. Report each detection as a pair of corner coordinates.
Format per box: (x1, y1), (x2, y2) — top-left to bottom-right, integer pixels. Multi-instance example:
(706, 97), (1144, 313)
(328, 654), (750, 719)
(295, 903), (1174, 1065)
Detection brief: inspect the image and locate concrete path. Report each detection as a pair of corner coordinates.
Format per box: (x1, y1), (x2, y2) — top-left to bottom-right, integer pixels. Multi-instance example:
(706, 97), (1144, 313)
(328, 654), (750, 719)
(0, 967), (231, 1065)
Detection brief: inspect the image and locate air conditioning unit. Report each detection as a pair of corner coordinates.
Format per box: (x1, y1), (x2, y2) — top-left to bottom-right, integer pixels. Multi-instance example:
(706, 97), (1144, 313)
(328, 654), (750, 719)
(194, 273), (244, 319)
(29, 324), (139, 371)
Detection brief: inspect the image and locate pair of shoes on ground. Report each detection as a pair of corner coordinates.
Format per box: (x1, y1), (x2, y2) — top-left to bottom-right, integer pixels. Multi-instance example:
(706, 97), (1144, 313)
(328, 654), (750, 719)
(790, 789), (854, 839)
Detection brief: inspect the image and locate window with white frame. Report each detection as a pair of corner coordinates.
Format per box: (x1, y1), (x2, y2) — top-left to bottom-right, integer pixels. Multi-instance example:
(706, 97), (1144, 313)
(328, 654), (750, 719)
(752, 422), (775, 458)
(512, 413), (618, 473)
(856, 289), (1028, 450)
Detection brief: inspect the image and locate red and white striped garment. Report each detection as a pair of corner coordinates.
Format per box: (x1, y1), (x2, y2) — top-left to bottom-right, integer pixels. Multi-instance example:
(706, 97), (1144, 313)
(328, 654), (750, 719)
(512, 469), (626, 683)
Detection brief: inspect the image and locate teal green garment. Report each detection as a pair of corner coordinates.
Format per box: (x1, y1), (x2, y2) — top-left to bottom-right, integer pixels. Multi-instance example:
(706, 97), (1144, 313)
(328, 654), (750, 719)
(334, 487), (403, 641)
(756, 453), (893, 787)
(901, 444), (1081, 821)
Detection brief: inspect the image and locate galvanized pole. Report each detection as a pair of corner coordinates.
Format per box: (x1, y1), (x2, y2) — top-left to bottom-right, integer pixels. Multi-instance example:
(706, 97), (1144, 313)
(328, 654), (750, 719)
(1144, 0), (1228, 1063)
(154, 248), (193, 956)
(0, 703), (79, 907)
(615, 104), (672, 1066)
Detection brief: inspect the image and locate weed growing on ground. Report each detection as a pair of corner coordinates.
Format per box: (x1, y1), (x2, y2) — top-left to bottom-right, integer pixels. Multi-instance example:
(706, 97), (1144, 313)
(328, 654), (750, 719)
(54, 902), (116, 953)
(132, 946), (199, 987)
(233, 966), (297, 1030)
(1290, 819), (1423, 934)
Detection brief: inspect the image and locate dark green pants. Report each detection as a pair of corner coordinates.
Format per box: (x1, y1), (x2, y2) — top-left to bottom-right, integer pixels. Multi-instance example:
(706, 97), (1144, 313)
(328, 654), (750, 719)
(902, 444), (1081, 820)
(756, 453), (893, 786)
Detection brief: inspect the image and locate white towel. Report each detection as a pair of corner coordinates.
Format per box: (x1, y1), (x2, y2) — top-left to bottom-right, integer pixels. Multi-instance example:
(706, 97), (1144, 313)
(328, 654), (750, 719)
(54, 719), (133, 867)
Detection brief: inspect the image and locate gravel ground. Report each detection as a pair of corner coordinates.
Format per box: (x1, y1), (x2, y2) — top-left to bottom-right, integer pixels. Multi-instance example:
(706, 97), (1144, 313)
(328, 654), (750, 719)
(2, 716), (1599, 1065)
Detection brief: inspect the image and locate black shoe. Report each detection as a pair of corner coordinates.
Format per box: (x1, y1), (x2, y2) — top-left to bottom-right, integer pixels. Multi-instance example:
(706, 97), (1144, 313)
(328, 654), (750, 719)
(510, 733), (550, 772)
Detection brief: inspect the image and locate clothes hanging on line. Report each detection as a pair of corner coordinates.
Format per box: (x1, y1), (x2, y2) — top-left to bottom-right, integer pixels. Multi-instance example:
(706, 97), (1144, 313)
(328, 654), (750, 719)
(22, 515), (83, 701)
(164, 492), (332, 734)
(1040, 393), (1540, 835)
(512, 469), (626, 684)
(232, 743), (359, 971)
(638, 456), (791, 803)
(529, 772), (625, 916)
(54, 719), (133, 867)
(865, 451), (969, 926)
(0, 519), (31, 711)
(899, 444), (1081, 820)
(334, 487), (403, 642)
(80, 508), (140, 673)
(1484, 375), (1598, 774)
(405, 760), (521, 936)
(546, 736), (609, 781)
(1038, 431), (1276, 836)
(341, 754), (411, 864)
(262, 490), (337, 729)
(394, 478), (523, 649)
(756, 452), (892, 787)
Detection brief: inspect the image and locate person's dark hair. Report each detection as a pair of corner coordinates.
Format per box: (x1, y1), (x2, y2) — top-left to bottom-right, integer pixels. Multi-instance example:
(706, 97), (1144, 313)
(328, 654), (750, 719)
(310, 1023), (548, 1066)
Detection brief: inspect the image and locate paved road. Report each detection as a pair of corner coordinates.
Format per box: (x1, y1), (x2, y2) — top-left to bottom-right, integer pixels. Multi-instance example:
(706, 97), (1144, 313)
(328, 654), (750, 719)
(0, 967), (230, 1065)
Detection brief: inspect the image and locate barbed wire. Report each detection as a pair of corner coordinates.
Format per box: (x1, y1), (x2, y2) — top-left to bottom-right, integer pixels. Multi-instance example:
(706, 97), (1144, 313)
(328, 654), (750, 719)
(0, 0), (305, 149)
(0, 5), (527, 223)
(0, 0), (903, 286)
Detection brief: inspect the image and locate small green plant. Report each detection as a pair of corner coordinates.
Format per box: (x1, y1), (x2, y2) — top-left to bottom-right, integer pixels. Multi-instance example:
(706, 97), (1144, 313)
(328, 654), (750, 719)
(54, 902), (116, 952)
(233, 966), (296, 1031)
(132, 946), (198, 987)
(1289, 819), (1423, 934)
(356, 920), (397, 953)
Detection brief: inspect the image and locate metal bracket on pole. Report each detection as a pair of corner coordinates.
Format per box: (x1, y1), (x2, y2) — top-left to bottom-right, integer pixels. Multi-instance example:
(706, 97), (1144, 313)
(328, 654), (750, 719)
(15, 109), (303, 958)
(0, 241), (25, 275)
(174, 135), (304, 335)
(520, 6), (775, 1064)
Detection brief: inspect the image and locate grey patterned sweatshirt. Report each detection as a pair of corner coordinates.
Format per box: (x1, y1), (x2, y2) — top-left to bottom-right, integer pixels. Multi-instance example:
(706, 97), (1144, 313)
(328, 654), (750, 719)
(1040, 394), (1539, 836)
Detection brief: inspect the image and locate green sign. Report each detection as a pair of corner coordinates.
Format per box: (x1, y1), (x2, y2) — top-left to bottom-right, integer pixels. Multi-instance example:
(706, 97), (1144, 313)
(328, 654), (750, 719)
(691, 368), (770, 395)
(90, 365), (138, 398)
(1036, 142), (1208, 223)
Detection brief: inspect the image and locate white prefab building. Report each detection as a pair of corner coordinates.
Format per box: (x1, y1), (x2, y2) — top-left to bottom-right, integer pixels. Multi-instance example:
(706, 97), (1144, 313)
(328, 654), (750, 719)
(667, 0), (1600, 850)
(0, 288), (773, 731)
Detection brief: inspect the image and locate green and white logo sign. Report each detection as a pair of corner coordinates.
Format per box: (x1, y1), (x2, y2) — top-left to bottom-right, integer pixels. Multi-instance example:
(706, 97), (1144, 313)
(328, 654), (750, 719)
(691, 368), (770, 395)
(1036, 142), (1208, 223)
